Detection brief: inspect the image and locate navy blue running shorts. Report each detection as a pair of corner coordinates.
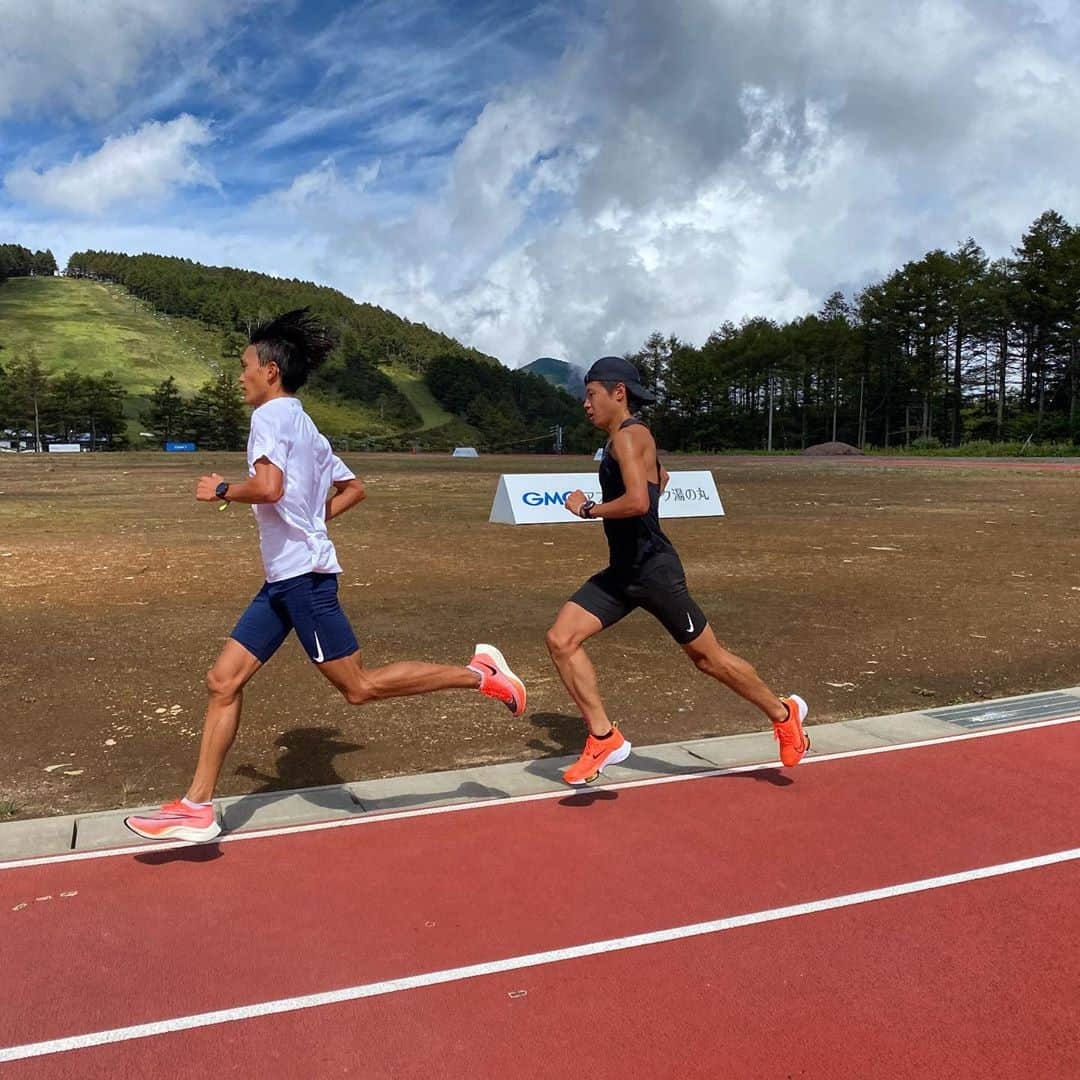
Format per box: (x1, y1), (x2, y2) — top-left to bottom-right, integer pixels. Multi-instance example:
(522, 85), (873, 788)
(230, 572), (359, 664)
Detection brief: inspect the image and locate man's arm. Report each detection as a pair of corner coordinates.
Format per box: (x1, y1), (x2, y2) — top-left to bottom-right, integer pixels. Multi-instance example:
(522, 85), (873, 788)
(659, 464), (670, 494)
(196, 459), (283, 504)
(565, 428), (650, 519)
(326, 477), (366, 521)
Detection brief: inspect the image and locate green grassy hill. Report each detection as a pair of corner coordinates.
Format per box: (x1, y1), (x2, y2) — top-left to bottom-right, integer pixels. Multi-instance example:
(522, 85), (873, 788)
(0, 276), (222, 392)
(0, 276), (464, 442)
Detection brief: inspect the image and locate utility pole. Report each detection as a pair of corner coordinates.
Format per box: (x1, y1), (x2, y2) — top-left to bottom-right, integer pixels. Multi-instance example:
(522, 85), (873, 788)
(831, 363), (839, 442)
(857, 374), (865, 448)
(767, 374), (774, 452)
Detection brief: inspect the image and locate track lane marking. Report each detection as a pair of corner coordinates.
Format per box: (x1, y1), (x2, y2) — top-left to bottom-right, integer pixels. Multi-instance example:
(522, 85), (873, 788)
(2, 845), (1077, 1063)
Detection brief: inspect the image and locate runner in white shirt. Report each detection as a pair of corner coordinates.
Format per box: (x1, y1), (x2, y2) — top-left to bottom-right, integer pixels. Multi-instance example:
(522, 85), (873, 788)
(126, 309), (525, 843)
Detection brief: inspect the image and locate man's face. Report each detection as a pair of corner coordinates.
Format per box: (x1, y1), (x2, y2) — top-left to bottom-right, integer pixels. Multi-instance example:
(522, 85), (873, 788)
(240, 345), (276, 406)
(583, 381), (623, 428)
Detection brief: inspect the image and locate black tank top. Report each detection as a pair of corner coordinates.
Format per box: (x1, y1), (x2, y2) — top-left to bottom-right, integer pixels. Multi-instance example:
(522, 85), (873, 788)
(598, 418), (676, 569)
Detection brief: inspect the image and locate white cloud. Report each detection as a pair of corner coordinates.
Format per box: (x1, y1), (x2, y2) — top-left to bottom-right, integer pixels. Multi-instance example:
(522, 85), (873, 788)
(351, 0), (1080, 365)
(7, 0), (1080, 369)
(259, 158), (381, 212)
(0, 0), (247, 119)
(5, 116), (218, 216)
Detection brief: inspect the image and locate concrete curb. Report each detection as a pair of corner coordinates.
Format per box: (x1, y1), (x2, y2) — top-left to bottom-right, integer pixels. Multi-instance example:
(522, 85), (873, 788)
(3, 686), (1079, 861)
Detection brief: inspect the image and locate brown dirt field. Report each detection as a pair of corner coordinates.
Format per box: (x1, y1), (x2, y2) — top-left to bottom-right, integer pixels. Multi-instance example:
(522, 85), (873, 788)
(2, 451), (1079, 820)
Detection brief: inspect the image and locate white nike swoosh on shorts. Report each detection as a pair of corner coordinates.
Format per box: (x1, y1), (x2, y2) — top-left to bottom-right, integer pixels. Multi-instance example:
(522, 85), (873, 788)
(685, 613), (694, 633)
(312, 632), (324, 663)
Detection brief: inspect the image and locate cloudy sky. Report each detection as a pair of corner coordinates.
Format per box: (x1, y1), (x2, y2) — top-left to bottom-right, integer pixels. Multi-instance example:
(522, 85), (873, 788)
(1, 0), (1077, 366)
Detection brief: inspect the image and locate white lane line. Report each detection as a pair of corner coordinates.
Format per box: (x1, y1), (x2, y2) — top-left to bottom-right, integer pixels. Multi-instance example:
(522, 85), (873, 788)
(1, 845), (1077, 1064)
(2, 713), (1078, 872)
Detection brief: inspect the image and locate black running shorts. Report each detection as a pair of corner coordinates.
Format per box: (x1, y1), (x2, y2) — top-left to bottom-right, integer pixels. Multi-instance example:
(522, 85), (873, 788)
(569, 552), (707, 646)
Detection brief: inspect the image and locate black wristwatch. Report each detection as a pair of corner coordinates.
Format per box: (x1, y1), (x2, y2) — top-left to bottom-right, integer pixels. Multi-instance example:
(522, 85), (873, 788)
(579, 499), (596, 519)
(214, 481), (230, 502)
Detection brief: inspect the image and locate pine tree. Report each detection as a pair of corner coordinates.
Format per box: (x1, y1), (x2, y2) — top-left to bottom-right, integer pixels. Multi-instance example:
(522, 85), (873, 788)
(4, 348), (49, 450)
(145, 376), (185, 443)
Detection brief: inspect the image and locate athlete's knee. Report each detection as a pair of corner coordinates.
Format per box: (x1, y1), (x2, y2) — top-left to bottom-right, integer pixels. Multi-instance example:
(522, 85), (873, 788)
(342, 675), (376, 707)
(693, 651), (739, 682)
(206, 665), (244, 701)
(545, 624), (578, 661)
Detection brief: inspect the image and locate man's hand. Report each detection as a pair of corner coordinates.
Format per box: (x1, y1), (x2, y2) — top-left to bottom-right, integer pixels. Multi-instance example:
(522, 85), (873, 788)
(564, 489), (587, 516)
(196, 472), (225, 502)
(326, 477), (366, 521)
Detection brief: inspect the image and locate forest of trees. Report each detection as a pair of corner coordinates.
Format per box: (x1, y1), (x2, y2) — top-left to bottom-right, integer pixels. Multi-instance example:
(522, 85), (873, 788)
(4, 210), (1079, 453)
(425, 355), (594, 452)
(0, 359), (252, 452)
(0, 244), (57, 282)
(0, 349), (128, 449)
(143, 373), (249, 451)
(624, 210), (1080, 451)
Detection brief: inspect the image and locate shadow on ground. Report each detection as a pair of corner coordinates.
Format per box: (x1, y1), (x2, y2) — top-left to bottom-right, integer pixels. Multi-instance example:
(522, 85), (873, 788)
(234, 726), (365, 793)
(526, 711), (793, 789)
(223, 726), (367, 831)
(163, 714), (792, 839)
(225, 726), (511, 827)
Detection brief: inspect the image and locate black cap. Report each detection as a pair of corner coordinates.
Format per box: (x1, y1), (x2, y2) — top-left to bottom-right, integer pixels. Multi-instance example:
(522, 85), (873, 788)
(583, 356), (656, 403)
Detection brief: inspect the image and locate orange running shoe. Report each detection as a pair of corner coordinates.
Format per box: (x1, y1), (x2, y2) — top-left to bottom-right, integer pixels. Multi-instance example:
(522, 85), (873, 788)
(773, 694), (809, 767)
(469, 643), (527, 717)
(563, 726), (632, 785)
(124, 799), (221, 843)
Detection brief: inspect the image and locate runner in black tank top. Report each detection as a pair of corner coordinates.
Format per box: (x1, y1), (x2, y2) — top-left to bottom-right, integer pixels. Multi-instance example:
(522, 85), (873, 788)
(547, 356), (809, 786)
(598, 417), (676, 568)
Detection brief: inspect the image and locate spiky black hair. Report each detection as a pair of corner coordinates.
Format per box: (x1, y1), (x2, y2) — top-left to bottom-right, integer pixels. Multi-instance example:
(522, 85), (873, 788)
(249, 308), (333, 392)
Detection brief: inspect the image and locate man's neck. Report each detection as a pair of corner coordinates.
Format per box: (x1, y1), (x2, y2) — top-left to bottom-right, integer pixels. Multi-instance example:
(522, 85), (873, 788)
(256, 389), (293, 408)
(604, 410), (633, 437)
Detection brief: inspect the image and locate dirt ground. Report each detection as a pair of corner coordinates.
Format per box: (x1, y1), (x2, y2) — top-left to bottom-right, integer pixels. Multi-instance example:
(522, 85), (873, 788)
(2, 451), (1079, 820)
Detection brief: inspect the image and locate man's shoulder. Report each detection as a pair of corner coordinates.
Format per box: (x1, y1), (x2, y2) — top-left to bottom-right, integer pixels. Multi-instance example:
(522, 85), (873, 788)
(609, 422), (653, 463)
(614, 421), (654, 447)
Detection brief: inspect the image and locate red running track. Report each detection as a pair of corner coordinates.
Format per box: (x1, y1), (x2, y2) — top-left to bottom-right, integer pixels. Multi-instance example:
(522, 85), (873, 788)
(1, 721), (1078, 1078)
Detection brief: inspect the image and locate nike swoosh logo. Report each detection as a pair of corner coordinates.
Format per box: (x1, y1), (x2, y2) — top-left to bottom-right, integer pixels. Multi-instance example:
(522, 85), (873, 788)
(476, 661), (498, 677)
(312, 632), (324, 663)
(685, 613), (694, 633)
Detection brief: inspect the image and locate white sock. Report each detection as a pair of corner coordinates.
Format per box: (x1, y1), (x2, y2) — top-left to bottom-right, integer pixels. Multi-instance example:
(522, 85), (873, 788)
(182, 797), (211, 809)
(466, 664), (485, 687)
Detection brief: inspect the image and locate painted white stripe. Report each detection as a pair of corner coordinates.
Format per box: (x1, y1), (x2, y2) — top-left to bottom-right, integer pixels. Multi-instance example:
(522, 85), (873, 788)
(2, 712), (1078, 873)
(1, 845), (1077, 1063)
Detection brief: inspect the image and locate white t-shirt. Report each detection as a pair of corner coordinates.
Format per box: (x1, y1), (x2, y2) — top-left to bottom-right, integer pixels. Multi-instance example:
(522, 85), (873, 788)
(246, 396), (355, 583)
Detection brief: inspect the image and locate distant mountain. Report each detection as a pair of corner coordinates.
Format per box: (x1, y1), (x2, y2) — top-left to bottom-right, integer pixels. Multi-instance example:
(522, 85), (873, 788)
(520, 357), (586, 399)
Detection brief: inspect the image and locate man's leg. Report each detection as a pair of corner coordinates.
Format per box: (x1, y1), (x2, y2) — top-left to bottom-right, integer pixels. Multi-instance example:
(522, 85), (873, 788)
(319, 651), (528, 715)
(682, 626), (787, 724)
(546, 599), (633, 785)
(123, 640), (264, 842)
(318, 652), (479, 701)
(635, 557), (809, 766)
(186, 639), (264, 802)
(545, 601), (611, 736)
(125, 580), (289, 842)
(293, 573), (526, 715)
(682, 626), (809, 766)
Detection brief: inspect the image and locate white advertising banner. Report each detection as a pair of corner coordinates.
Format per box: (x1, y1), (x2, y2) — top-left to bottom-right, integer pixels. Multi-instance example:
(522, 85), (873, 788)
(489, 471), (724, 525)
(47, 443), (82, 453)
